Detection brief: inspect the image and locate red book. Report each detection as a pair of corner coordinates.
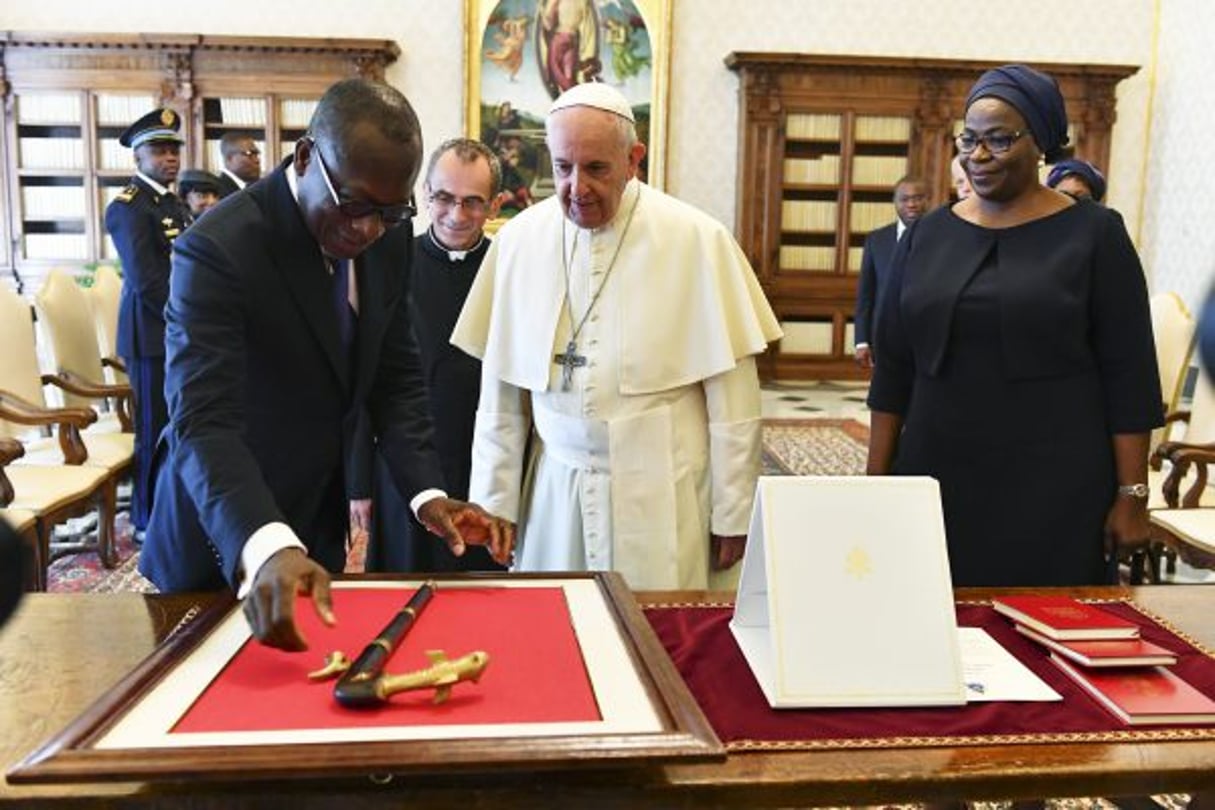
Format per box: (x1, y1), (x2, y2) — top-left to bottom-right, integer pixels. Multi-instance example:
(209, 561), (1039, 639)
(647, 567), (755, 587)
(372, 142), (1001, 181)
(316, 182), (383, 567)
(1015, 624), (1177, 667)
(1050, 654), (1215, 725)
(992, 595), (1140, 641)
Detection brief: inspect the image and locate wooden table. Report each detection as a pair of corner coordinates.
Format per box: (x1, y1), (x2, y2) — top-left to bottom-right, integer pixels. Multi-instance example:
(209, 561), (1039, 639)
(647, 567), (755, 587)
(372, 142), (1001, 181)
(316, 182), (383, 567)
(2, 585), (1214, 808)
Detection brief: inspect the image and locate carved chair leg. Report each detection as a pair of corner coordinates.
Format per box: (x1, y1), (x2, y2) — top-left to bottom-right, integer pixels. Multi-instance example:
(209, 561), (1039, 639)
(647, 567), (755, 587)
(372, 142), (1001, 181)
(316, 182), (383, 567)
(31, 520), (49, 592)
(97, 482), (117, 569)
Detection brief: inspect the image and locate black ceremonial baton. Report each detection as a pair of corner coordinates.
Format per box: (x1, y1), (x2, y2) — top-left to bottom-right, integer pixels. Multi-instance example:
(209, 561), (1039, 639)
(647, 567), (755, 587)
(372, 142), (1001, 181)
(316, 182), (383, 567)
(332, 580), (435, 708)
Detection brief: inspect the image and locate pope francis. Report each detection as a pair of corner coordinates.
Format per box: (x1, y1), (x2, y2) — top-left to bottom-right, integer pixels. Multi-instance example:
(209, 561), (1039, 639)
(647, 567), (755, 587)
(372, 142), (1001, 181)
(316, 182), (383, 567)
(452, 82), (781, 590)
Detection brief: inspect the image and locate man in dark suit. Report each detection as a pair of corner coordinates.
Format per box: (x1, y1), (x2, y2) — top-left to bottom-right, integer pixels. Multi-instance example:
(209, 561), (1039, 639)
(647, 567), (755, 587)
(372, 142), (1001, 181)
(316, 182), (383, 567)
(853, 175), (928, 369)
(140, 79), (511, 651)
(105, 107), (190, 535)
(215, 132), (262, 198)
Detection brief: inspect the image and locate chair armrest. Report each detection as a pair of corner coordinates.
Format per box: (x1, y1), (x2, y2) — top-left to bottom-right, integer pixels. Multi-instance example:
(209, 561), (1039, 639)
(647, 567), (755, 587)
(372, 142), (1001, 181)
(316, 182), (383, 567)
(1163, 409), (1192, 426)
(0, 390), (94, 465)
(0, 438), (22, 507)
(42, 371), (135, 433)
(1152, 410), (1195, 470)
(1152, 438), (1215, 470)
(1163, 446), (1215, 509)
(42, 371), (132, 400)
(102, 356), (128, 374)
(0, 437), (24, 466)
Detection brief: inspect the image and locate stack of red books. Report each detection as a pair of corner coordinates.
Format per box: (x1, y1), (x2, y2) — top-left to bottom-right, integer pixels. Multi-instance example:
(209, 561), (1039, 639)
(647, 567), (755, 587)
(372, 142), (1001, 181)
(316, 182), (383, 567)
(993, 595), (1215, 726)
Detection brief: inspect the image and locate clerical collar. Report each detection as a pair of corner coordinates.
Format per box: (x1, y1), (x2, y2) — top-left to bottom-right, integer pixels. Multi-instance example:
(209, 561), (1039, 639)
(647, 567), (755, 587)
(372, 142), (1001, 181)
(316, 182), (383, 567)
(427, 227), (485, 262)
(137, 171), (171, 197)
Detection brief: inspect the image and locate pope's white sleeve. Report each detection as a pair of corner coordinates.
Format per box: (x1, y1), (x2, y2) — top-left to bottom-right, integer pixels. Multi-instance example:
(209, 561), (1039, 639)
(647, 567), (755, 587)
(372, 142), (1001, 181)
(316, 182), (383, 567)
(467, 373), (532, 524)
(704, 355), (762, 537)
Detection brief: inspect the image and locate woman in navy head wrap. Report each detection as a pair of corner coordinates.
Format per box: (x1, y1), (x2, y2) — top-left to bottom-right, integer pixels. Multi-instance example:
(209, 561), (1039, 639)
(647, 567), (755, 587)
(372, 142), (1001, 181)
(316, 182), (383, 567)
(867, 64), (1163, 586)
(1047, 159), (1108, 202)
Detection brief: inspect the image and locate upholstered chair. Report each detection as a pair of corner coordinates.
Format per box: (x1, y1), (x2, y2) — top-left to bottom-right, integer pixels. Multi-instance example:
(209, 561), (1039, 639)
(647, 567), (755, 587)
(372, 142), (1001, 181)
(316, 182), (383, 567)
(1150, 292), (1197, 416)
(0, 283), (126, 584)
(34, 269), (133, 435)
(87, 264), (128, 386)
(1148, 366), (1215, 580)
(1149, 362), (1215, 510)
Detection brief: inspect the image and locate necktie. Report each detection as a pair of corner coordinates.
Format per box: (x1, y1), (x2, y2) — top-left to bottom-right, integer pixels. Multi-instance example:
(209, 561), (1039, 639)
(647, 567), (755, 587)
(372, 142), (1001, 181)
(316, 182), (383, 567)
(331, 259), (356, 361)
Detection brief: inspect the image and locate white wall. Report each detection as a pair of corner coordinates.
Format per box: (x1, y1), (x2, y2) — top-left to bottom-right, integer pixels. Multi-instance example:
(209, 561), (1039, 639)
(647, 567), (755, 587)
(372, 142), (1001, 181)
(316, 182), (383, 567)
(1138, 0), (1215, 311)
(5, 0), (1209, 308)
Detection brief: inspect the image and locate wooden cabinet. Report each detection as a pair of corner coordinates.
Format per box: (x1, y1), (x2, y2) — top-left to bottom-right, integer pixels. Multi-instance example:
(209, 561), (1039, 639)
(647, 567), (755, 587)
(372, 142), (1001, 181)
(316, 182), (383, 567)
(0, 32), (399, 291)
(726, 53), (1138, 382)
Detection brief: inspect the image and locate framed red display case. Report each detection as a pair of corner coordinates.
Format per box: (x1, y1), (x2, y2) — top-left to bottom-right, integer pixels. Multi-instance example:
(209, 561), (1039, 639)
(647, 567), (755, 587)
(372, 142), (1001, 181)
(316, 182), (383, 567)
(8, 572), (722, 784)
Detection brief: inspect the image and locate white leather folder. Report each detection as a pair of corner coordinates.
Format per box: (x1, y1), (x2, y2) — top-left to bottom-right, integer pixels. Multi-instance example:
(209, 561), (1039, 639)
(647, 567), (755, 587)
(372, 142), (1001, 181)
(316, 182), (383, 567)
(731, 476), (965, 708)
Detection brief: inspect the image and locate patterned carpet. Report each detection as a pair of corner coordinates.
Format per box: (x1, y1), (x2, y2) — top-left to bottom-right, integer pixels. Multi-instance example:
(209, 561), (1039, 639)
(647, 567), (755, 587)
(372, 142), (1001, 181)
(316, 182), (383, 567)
(46, 418), (870, 594)
(762, 417), (868, 476)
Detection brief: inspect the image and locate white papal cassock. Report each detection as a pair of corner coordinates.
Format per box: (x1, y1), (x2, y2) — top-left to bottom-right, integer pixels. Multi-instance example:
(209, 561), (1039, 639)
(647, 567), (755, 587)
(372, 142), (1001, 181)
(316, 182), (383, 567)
(451, 178), (782, 589)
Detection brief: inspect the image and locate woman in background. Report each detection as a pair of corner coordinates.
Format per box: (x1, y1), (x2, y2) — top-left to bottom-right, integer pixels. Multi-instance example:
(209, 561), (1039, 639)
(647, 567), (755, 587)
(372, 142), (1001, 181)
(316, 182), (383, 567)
(1046, 158), (1107, 202)
(866, 64), (1162, 586)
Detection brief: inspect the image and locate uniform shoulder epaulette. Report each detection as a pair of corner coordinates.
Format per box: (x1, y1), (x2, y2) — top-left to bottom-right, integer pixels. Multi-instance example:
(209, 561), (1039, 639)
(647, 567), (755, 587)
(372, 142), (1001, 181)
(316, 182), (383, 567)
(114, 184), (138, 204)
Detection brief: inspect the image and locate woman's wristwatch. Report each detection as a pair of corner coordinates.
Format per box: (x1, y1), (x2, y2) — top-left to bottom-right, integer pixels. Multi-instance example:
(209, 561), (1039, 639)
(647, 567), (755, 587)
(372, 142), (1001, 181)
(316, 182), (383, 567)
(1117, 483), (1150, 499)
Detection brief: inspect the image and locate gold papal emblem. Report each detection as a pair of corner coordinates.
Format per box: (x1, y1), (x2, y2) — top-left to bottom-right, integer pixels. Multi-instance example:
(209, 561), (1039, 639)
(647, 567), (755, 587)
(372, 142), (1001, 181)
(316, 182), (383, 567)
(160, 108), (175, 126)
(844, 546), (872, 579)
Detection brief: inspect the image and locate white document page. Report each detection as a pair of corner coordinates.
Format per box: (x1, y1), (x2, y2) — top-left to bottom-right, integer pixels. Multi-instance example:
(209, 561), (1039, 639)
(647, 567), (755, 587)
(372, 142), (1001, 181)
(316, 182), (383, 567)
(959, 627), (1062, 703)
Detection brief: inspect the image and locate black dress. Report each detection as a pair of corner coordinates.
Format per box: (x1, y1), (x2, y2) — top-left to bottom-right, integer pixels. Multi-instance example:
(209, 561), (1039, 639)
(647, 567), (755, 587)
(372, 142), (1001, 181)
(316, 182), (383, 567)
(868, 201), (1162, 587)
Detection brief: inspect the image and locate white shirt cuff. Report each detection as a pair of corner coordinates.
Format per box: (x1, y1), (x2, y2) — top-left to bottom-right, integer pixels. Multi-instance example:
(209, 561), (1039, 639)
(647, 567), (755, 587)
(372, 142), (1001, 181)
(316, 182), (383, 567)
(855, 342), (870, 351)
(237, 522), (307, 599)
(410, 488), (447, 520)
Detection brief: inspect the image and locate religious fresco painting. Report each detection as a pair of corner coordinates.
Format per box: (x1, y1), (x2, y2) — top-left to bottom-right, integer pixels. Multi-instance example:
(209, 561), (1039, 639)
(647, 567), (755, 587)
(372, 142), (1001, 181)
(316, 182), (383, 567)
(466, 0), (671, 216)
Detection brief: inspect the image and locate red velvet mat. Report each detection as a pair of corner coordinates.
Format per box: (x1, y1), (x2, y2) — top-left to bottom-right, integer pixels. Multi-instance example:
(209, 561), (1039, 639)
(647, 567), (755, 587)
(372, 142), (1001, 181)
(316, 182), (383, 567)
(645, 601), (1215, 750)
(175, 587), (600, 733)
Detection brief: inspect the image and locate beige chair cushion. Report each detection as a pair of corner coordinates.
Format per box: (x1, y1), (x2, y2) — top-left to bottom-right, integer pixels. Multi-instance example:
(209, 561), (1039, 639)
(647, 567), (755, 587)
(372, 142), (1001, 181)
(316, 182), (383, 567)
(6, 465), (108, 514)
(89, 265), (126, 385)
(35, 270), (110, 411)
(17, 432), (133, 472)
(1185, 365), (1215, 444)
(1151, 509), (1215, 555)
(1150, 292), (1196, 412)
(0, 508), (37, 534)
(0, 286), (45, 440)
(85, 412), (126, 436)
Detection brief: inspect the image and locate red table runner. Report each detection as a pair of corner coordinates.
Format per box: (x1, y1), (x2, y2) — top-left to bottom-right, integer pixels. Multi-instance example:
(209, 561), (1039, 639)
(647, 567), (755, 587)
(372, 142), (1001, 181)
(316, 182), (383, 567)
(645, 601), (1215, 751)
(175, 586), (600, 733)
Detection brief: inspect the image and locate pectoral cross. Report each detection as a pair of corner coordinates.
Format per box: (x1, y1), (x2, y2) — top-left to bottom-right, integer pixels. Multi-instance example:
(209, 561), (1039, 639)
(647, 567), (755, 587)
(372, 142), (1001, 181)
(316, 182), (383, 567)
(553, 339), (586, 391)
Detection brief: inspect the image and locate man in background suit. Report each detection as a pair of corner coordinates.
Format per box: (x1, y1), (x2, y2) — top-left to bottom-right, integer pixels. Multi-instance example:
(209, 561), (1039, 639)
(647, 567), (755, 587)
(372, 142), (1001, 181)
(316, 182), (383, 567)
(140, 79), (510, 650)
(853, 175), (928, 368)
(105, 107), (190, 536)
(215, 132), (262, 198)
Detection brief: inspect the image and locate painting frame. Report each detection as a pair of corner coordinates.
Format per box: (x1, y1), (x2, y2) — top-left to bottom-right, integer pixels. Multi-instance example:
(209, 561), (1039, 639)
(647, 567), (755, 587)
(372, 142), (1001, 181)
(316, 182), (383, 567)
(464, 0), (672, 216)
(7, 573), (722, 785)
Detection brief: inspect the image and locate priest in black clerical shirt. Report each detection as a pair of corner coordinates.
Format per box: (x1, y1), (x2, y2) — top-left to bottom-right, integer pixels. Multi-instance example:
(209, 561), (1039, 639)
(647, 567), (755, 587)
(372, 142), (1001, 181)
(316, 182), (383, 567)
(357, 138), (507, 572)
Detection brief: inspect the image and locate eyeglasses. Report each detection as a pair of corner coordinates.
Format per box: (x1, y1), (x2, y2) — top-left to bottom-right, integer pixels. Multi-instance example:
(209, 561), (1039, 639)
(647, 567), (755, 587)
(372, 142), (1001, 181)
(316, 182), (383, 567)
(238, 148), (261, 158)
(428, 191), (490, 215)
(955, 130), (1030, 155)
(311, 140), (416, 228)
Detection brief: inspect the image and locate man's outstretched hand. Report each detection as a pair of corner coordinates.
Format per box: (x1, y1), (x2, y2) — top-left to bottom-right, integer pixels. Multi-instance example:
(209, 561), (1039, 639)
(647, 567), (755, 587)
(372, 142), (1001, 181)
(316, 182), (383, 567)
(418, 497), (515, 566)
(242, 547), (335, 651)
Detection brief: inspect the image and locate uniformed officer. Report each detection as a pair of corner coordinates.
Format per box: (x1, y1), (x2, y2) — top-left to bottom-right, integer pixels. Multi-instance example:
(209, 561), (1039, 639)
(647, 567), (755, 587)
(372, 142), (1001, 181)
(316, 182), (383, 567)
(105, 107), (190, 537)
(177, 169), (223, 221)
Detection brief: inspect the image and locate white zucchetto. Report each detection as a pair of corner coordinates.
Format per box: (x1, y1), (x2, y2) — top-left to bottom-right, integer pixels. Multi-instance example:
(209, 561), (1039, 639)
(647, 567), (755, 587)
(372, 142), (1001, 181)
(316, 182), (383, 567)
(548, 82), (636, 123)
